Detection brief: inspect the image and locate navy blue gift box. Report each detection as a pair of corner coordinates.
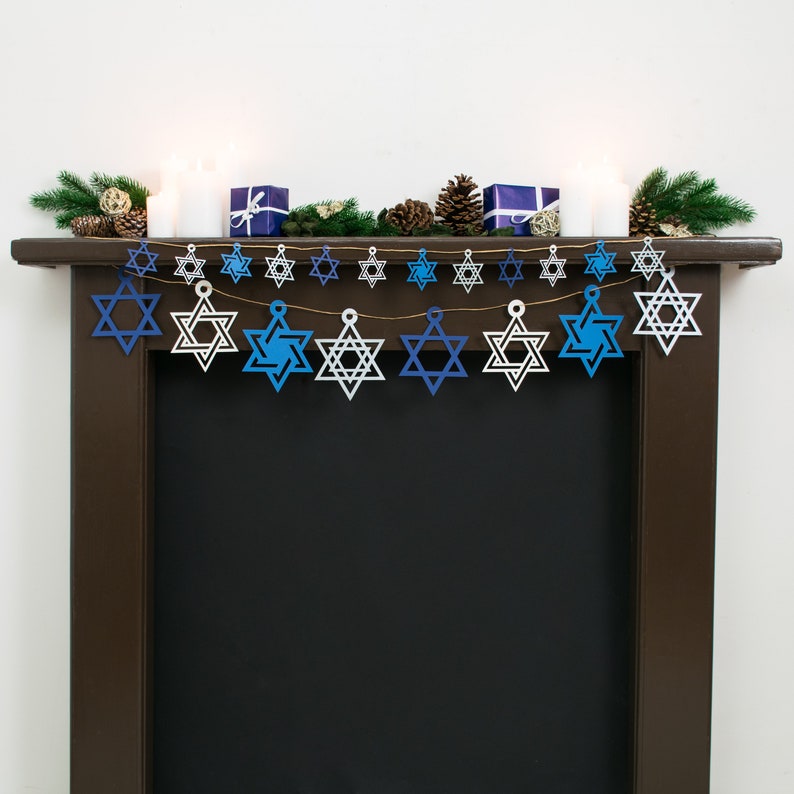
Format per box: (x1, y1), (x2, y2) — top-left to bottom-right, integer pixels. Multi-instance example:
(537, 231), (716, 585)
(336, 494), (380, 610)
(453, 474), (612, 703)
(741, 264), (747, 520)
(482, 184), (560, 235)
(229, 185), (289, 237)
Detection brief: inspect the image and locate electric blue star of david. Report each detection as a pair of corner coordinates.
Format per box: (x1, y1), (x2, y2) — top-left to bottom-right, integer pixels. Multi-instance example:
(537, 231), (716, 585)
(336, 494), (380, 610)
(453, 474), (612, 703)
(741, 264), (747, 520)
(358, 246), (387, 288)
(630, 236), (666, 281)
(91, 267), (162, 355)
(559, 284), (623, 377)
(400, 306), (468, 395)
(539, 244), (567, 287)
(633, 266), (701, 355)
(452, 248), (484, 293)
(498, 248), (524, 289)
(125, 239), (158, 277)
(309, 245), (340, 286)
(174, 243), (206, 284)
(406, 248), (437, 291)
(583, 240), (617, 283)
(265, 244), (296, 289)
(220, 242), (253, 284)
(242, 300), (313, 392)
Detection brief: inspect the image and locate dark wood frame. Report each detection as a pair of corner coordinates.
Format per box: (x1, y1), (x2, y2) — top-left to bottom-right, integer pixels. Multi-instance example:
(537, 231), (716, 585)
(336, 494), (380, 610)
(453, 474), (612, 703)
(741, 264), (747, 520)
(11, 235), (783, 794)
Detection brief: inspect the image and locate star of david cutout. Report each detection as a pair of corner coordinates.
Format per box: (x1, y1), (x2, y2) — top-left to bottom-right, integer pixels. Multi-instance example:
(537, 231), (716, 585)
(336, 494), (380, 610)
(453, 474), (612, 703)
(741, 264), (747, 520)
(400, 306), (468, 395)
(220, 242), (253, 284)
(315, 308), (385, 399)
(174, 243), (206, 284)
(170, 280), (238, 371)
(309, 245), (340, 286)
(631, 236), (666, 281)
(406, 248), (437, 291)
(242, 300), (313, 392)
(452, 248), (484, 293)
(265, 244), (296, 289)
(583, 240), (617, 283)
(559, 284), (623, 377)
(539, 244), (567, 287)
(91, 267), (162, 355)
(498, 248), (524, 289)
(483, 300), (550, 391)
(633, 266), (702, 355)
(125, 239), (158, 277)
(358, 246), (387, 288)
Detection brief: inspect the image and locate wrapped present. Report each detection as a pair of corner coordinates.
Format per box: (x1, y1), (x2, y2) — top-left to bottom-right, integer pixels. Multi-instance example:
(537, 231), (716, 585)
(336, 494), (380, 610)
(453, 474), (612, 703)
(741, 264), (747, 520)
(482, 184), (560, 235)
(229, 185), (289, 237)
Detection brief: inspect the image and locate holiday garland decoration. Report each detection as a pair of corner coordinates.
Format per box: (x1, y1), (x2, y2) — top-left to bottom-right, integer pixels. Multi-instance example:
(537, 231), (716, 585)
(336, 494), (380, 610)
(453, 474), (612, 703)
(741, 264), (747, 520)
(125, 240), (159, 277)
(406, 248), (438, 291)
(452, 248), (484, 293)
(630, 236), (665, 281)
(358, 246), (387, 287)
(220, 242), (253, 284)
(264, 244), (296, 288)
(539, 244), (566, 287)
(174, 243), (206, 284)
(583, 240), (617, 283)
(309, 245), (341, 285)
(498, 248), (524, 289)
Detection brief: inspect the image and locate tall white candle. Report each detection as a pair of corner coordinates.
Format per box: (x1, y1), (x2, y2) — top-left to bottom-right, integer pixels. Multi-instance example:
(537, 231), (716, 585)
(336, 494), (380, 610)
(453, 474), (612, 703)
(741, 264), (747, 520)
(560, 163), (593, 236)
(160, 154), (188, 195)
(146, 192), (176, 238)
(593, 180), (630, 237)
(176, 161), (223, 238)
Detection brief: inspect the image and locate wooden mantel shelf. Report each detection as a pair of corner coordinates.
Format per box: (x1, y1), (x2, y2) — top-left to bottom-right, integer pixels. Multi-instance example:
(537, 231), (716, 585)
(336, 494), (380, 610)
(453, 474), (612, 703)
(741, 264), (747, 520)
(10, 235), (783, 269)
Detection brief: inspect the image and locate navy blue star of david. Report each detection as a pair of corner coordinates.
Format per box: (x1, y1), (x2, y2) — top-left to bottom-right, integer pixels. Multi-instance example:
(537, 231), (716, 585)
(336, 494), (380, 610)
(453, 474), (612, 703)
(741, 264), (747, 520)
(309, 245), (340, 286)
(220, 242), (253, 284)
(498, 248), (524, 289)
(406, 248), (437, 291)
(583, 240), (617, 283)
(125, 240), (159, 277)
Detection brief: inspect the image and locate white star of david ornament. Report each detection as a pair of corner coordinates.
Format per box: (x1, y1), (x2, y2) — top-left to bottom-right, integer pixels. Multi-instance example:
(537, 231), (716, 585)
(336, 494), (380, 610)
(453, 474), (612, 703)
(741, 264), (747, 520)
(631, 236), (666, 281)
(452, 248), (484, 293)
(358, 246), (387, 288)
(539, 244), (567, 287)
(264, 244), (296, 289)
(174, 243), (206, 284)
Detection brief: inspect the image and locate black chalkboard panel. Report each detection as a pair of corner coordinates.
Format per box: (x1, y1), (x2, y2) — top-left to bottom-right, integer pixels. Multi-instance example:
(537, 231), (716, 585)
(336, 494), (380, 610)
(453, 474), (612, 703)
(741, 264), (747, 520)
(154, 351), (632, 794)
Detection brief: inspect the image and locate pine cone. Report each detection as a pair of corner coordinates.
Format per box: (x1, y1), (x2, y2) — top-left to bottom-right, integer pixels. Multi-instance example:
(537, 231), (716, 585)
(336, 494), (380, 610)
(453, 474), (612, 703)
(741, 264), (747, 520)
(70, 214), (118, 238)
(385, 199), (435, 235)
(435, 174), (484, 235)
(629, 197), (659, 237)
(113, 207), (148, 238)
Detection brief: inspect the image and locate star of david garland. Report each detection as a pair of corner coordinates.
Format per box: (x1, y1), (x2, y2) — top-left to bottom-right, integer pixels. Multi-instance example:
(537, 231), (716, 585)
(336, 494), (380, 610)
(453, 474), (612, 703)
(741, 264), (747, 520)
(309, 245), (340, 286)
(220, 242), (253, 284)
(452, 248), (484, 293)
(483, 299), (550, 390)
(630, 236), (666, 281)
(265, 244), (296, 289)
(406, 248), (437, 291)
(498, 248), (524, 289)
(125, 239), (158, 277)
(314, 308), (385, 399)
(170, 280), (238, 371)
(174, 243), (206, 284)
(358, 246), (387, 288)
(242, 299), (313, 392)
(539, 244), (567, 287)
(583, 240), (617, 283)
(559, 284), (623, 377)
(91, 267), (162, 355)
(633, 266), (702, 355)
(400, 306), (467, 395)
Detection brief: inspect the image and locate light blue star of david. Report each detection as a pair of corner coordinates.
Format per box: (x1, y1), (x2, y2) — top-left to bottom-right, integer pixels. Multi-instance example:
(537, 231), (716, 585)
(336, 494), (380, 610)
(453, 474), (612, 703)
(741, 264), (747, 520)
(358, 246), (387, 288)
(630, 236), (666, 281)
(265, 244), (296, 289)
(125, 239), (158, 277)
(583, 240), (617, 283)
(400, 306), (468, 395)
(309, 245), (340, 286)
(539, 244), (567, 287)
(91, 268), (162, 355)
(220, 242), (253, 284)
(559, 284), (623, 377)
(498, 248), (524, 289)
(242, 299), (313, 392)
(174, 243), (206, 284)
(406, 248), (437, 291)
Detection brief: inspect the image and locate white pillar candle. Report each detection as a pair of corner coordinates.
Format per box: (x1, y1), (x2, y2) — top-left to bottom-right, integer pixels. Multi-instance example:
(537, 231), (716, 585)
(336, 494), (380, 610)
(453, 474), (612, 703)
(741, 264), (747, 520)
(146, 192), (176, 238)
(593, 180), (630, 237)
(160, 154), (188, 195)
(560, 163), (593, 236)
(176, 161), (223, 238)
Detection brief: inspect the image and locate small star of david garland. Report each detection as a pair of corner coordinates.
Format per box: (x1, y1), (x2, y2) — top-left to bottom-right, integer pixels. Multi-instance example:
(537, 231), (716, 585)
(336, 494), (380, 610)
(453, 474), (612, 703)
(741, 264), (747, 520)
(174, 243), (206, 284)
(483, 300), (550, 391)
(452, 248), (484, 293)
(358, 246), (387, 288)
(309, 245), (340, 286)
(314, 308), (385, 399)
(633, 266), (701, 355)
(265, 244), (296, 289)
(559, 284), (623, 377)
(406, 248), (437, 291)
(583, 240), (617, 283)
(91, 267), (162, 355)
(220, 242), (252, 284)
(498, 248), (524, 289)
(539, 244), (567, 287)
(630, 236), (666, 281)
(400, 306), (468, 395)
(125, 239), (158, 277)
(242, 299), (313, 392)
(170, 280), (238, 371)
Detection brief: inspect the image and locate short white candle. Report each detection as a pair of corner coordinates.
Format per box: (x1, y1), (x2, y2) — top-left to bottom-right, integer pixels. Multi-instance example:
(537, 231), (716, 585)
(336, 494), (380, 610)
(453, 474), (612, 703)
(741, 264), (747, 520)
(146, 192), (176, 238)
(560, 163), (593, 236)
(593, 180), (630, 237)
(176, 161), (223, 238)
(160, 154), (188, 195)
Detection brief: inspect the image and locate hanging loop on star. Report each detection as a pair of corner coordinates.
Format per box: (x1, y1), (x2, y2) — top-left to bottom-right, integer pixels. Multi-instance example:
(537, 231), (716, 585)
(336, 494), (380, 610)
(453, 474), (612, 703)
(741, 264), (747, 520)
(508, 299), (526, 318)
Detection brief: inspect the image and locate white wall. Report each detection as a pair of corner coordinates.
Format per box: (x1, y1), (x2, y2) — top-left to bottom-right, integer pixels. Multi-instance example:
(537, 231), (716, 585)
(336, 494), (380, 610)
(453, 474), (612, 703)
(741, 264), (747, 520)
(1, 1), (791, 791)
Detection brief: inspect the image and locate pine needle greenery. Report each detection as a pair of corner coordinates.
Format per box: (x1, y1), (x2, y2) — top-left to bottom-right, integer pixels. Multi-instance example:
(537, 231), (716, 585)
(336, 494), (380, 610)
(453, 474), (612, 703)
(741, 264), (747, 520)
(282, 197), (398, 237)
(633, 167), (756, 234)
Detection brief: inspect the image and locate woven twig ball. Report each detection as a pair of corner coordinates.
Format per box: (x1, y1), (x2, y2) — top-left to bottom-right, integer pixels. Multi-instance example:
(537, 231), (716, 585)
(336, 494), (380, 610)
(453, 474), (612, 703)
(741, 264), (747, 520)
(529, 209), (561, 237)
(99, 187), (132, 217)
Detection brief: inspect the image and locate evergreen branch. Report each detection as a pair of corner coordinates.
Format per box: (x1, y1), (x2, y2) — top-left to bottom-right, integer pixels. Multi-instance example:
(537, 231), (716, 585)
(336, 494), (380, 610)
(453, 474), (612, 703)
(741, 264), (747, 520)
(57, 170), (95, 197)
(54, 209), (93, 229)
(30, 188), (100, 213)
(109, 175), (151, 207)
(89, 172), (116, 193)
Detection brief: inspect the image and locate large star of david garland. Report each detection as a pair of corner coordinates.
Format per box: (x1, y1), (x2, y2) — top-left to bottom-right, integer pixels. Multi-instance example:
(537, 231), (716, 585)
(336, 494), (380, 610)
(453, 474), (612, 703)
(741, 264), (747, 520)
(220, 241), (253, 284)
(174, 243), (206, 284)
(539, 244), (567, 287)
(633, 266), (702, 355)
(559, 284), (623, 377)
(483, 299), (549, 391)
(400, 306), (468, 395)
(498, 248), (524, 289)
(309, 245), (340, 286)
(452, 248), (484, 293)
(170, 280), (238, 371)
(406, 247), (437, 291)
(358, 246), (387, 288)
(242, 299), (313, 392)
(91, 267), (162, 355)
(583, 240), (617, 283)
(630, 235), (666, 281)
(125, 239), (158, 277)
(264, 244), (296, 289)
(314, 308), (385, 399)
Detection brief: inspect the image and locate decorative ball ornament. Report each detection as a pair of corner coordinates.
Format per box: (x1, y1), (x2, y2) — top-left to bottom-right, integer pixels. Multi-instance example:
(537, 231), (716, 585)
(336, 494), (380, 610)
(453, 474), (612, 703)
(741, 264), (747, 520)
(529, 209), (561, 237)
(99, 187), (132, 217)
